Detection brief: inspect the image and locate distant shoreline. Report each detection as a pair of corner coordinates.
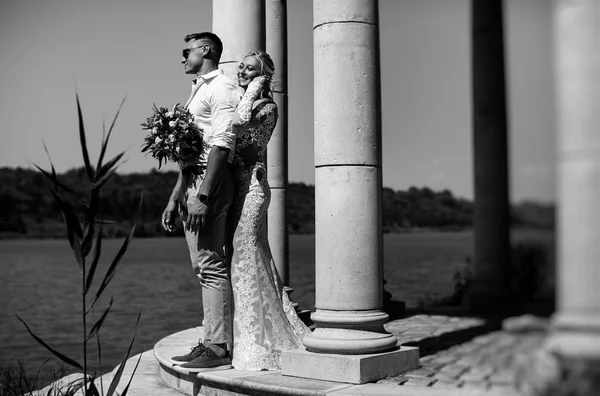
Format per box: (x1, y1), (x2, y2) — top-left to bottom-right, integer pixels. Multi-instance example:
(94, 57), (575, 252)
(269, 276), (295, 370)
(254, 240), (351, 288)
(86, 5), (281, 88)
(1, 167), (555, 238)
(0, 225), (556, 241)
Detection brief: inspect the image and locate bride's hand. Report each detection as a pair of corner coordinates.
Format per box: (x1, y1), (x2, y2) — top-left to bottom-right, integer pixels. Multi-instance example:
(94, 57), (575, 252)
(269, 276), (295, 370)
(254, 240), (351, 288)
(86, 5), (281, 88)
(247, 76), (267, 94)
(235, 75), (268, 126)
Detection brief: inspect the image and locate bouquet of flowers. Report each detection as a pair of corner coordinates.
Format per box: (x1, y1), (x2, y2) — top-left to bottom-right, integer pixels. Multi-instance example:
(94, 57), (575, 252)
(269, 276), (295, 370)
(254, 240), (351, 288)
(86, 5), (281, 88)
(141, 104), (205, 169)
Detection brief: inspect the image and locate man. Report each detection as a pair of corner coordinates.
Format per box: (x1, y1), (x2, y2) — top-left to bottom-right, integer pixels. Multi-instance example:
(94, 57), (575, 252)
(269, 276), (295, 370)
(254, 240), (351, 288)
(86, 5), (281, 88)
(161, 32), (242, 371)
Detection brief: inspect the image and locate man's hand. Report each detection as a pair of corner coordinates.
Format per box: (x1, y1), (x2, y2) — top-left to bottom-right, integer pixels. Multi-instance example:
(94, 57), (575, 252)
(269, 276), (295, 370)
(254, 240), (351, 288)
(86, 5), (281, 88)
(186, 195), (209, 232)
(161, 199), (178, 232)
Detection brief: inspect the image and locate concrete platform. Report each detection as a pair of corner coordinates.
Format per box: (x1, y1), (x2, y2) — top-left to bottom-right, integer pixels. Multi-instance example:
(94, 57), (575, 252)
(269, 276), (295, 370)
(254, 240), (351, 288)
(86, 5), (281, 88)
(143, 321), (519, 395)
(152, 327), (354, 395)
(111, 347), (515, 396)
(41, 314), (538, 395)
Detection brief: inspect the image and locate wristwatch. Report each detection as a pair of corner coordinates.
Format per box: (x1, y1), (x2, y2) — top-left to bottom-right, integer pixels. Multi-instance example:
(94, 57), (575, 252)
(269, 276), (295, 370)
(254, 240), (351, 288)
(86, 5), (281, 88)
(198, 194), (210, 205)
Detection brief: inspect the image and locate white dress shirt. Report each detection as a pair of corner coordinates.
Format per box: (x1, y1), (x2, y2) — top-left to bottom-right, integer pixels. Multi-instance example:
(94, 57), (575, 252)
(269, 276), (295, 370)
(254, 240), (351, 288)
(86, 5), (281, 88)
(184, 69), (243, 167)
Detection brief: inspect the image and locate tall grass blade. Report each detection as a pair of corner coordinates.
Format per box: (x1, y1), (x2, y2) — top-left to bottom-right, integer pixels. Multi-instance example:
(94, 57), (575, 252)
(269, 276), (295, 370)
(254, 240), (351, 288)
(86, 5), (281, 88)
(15, 315), (83, 370)
(41, 140), (75, 196)
(32, 164), (77, 196)
(82, 189), (99, 258)
(95, 151), (125, 182)
(76, 93), (95, 182)
(50, 190), (84, 271)
(50, 190), (83, 238)
(86, 298), (113, 342)
(16, 363), (35, 394)
(33, 357), (51, 393)
(93, 167), (118, 192)
(119, 351), (143, 396)
(85, 222), (103, 295)
(63, 376), (85, 396)
(101, 118), (106, 146)
(96, 333), (104, 396)
(106, 309), (142, 396)
(97, 117), (106, 172)
(73, 231), (84, 274)
(88, 223), (136, 312)
(96, 97), (126, 177)
(86, 381), (101, 396)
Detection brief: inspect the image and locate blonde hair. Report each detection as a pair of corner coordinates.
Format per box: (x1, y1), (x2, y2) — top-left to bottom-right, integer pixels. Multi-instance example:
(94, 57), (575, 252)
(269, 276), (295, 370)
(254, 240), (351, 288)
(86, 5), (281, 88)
(243, 50), (275, 98)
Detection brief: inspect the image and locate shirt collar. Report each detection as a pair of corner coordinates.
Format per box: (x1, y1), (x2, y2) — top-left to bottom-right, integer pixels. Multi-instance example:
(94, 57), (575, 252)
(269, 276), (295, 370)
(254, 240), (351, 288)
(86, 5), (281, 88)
(193, 69), (222, 85)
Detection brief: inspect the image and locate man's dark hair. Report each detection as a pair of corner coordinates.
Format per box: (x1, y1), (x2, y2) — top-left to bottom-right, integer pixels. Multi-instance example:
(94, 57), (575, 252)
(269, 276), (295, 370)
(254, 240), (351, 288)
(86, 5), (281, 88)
(184, 32), (223, 61)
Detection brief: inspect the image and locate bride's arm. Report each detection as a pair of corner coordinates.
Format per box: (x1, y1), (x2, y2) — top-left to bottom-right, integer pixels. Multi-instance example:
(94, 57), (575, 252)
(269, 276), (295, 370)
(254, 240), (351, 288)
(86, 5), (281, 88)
(232, 76), (267, 127)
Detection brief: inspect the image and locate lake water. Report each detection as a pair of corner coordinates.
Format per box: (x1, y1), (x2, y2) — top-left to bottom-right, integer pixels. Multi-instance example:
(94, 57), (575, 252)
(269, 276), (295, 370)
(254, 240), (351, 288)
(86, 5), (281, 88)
(1, 231), (539, 386)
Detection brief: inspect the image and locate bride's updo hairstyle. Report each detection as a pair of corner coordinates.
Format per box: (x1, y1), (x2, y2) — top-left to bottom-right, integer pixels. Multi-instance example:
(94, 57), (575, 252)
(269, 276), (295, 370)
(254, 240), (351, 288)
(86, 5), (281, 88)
(244, 50), (275, 99)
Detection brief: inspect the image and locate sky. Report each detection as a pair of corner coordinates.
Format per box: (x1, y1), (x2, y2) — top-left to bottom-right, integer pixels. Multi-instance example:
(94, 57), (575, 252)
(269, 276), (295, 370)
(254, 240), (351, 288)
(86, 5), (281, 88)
(0, 0), (555, 202)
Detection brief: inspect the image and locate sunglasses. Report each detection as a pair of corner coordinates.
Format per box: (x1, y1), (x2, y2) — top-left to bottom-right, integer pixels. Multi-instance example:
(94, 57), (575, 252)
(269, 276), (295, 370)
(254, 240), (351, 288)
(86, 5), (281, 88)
(182, 44), (207, 59)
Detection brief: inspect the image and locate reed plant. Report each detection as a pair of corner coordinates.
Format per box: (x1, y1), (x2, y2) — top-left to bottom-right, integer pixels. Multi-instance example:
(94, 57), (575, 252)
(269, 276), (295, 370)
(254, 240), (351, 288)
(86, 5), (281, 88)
(11, 94), (142, 396)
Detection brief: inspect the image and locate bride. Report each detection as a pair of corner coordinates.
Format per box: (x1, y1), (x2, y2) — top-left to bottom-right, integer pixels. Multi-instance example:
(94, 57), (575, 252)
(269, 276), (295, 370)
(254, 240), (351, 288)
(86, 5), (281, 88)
(228, 50), (310, 371)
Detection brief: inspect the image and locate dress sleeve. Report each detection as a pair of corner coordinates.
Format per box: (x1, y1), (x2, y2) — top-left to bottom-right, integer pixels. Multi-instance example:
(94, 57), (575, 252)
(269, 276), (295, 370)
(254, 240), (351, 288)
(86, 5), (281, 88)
(236, 79), (264, 126)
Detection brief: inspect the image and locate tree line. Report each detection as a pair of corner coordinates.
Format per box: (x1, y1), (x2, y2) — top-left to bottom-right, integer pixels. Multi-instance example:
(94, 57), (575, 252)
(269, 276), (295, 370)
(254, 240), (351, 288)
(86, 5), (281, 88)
(0, 167), (554, 239)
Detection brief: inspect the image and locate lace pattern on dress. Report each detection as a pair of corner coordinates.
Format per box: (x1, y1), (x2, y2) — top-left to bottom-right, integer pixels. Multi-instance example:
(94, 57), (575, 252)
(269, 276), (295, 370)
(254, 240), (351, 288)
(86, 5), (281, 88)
(230, 98), (310, 371)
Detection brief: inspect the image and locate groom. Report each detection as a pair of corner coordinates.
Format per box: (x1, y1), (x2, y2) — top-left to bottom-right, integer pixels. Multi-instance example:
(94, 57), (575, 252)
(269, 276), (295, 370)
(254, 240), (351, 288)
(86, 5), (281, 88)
(161, 32), (242, 371)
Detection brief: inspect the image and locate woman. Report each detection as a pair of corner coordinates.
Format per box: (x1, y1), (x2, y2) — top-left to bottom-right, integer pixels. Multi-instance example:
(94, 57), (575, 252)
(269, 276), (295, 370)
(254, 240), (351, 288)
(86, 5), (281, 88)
(228, 50), (310, 371)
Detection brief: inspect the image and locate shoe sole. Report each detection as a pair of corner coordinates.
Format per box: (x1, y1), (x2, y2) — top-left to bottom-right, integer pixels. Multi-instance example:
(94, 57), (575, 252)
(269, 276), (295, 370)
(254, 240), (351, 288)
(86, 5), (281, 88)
(173, 363), (232, 373)
(169, 357), (193, 366)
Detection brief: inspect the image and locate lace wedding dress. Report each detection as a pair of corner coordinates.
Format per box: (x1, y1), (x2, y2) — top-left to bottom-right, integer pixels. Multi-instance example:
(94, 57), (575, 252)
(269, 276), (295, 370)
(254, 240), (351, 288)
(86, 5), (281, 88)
(230, 87), (310, 371)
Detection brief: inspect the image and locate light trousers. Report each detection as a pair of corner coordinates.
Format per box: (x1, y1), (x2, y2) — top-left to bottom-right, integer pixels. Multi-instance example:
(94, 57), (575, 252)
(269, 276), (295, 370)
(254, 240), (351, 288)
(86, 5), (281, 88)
(180, 168), (234, 344)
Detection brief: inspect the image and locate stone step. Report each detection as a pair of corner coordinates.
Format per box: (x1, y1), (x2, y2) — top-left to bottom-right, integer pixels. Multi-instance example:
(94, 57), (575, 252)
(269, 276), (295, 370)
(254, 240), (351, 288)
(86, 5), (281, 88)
(105, 327), (514, 396)
(153, 327), (354, 395)
(147, 327), (512, 396)
(111, 344), (514, 396)
(33, 315), (523, 395)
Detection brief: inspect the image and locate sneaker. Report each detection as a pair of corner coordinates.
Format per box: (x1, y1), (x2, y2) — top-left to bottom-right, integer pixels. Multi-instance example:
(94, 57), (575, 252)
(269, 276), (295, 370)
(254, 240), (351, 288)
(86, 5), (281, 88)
(171, 339), (209, 363)
(177, 348), (232, 372)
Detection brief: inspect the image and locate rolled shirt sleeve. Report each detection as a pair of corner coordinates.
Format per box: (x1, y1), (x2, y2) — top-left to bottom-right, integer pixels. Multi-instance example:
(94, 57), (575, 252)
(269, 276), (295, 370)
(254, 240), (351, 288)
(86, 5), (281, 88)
(208, 83), (237, 152)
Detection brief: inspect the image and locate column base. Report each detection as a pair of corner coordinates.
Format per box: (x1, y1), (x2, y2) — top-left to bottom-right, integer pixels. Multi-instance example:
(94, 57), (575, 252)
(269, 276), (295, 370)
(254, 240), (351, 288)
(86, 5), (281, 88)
(546, 311), (600, 358)
(515, 346), (600, 396)
(305, 309), (398, 354)
(514, 313), (600, 396)
(281, 346), (419, 384)
(303, 328), (398, 354)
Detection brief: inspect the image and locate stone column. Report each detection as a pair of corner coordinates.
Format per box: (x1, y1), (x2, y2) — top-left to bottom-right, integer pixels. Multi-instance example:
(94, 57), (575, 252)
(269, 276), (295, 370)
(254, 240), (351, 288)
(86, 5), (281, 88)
(282, 0), (418, 384)
(265, 0), (291, 291)
(212, 0), (265, 80)
(466, 0), (512, 312)
(537, 0), (600, 392)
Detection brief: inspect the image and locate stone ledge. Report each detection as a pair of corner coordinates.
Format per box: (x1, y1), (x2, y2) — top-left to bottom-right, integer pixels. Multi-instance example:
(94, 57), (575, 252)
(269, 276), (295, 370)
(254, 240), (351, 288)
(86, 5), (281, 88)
(122, 348), (513, 396)
(108, 318), (522, 396)
(153, 327), (355, 396)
